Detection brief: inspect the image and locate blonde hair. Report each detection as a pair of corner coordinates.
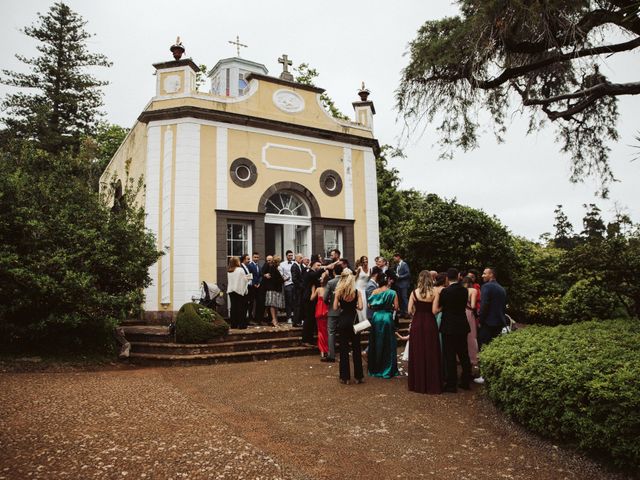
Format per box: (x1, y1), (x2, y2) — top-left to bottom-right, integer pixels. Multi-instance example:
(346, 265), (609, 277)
(335, 268), (356, 300)
(271, 255), (281, 265)
(416, 270), (434, 297)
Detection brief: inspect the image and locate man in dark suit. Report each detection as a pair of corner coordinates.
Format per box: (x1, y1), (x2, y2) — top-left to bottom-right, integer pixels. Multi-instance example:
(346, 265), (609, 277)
(291, 254), (305, 327)
(478, 267), (507, 349)
(246, 252), (262, 324)
(393, 253), (411, 318)
(434, 268), (472, 392)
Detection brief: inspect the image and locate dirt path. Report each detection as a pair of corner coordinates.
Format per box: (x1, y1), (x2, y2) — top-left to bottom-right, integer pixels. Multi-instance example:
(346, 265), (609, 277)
(0, 356), (631, 480)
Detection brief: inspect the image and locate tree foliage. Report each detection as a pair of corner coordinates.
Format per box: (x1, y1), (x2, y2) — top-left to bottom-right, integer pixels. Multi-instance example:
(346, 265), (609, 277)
(0, 144), (161, 353)
(397, 0), (640, 196)
(0, 2), (111, 154)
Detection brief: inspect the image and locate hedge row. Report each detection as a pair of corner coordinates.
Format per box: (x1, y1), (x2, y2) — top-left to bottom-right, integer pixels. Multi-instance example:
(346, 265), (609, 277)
(480, 319), (640, 470)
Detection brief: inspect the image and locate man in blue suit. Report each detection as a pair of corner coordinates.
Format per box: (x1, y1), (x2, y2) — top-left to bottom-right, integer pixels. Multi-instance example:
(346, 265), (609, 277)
(246, 252), (262, 324)
(478, 267), (507, 349)
(393, 253), (411, 318)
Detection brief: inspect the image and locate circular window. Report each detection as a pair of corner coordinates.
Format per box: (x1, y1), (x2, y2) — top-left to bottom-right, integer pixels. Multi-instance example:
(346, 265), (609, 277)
(230, 158), (257, 187)
(320, 169), (342, 196)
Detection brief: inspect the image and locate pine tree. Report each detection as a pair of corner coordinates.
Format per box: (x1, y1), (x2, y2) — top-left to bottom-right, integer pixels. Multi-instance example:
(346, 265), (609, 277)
(0, 2), (111, 154)
(552, 205), (575, 250)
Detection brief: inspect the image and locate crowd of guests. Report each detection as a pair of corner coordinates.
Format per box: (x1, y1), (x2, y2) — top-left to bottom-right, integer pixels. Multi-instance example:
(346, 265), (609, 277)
(226, 250), (508, 393)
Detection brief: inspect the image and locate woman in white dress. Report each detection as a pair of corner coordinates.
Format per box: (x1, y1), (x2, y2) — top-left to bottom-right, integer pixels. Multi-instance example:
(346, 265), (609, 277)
(355, 256), (370, 323)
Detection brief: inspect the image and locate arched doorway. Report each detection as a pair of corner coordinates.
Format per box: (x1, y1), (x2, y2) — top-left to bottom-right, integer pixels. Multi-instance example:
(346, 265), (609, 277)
(264, 191), (312, 258)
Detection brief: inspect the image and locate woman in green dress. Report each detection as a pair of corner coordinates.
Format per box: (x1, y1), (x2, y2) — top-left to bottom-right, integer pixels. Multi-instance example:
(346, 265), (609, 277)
(367, 272), (400, 379)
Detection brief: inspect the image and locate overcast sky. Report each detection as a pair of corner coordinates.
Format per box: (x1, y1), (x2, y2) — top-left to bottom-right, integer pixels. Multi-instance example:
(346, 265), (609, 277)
(2, 0), (639, 240)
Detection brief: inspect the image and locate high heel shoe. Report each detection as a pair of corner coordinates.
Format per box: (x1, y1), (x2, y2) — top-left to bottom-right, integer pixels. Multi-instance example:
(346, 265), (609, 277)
(271, 320), (279, 327)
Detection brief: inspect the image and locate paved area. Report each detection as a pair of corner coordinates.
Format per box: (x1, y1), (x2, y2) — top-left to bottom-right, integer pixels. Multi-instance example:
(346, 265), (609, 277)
(0, 356), (631, 480)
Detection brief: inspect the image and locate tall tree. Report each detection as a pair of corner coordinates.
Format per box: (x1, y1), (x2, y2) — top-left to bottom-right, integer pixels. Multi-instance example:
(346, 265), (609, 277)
(0, 2), (111, 154)
(553, 204), (575, 249)
(397, 1), (640, 196)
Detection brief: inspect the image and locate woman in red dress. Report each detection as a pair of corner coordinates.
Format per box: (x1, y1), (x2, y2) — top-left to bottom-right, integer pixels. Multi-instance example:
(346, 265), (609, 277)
(407, 270), (442, 394)
(310, 272), (330, 360)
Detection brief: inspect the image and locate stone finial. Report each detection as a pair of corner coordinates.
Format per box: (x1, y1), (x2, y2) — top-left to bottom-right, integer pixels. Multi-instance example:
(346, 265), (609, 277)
(358, 82), (370, 101)
(170, 36), (185, 61)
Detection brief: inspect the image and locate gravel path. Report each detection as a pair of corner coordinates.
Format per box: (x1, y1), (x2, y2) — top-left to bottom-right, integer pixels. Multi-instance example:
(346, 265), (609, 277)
(0, 356), (631, 480)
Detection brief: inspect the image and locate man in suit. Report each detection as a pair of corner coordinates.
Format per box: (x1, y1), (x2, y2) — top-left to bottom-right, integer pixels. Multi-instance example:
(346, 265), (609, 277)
(246, 252), (262, 324)
(280, 250), (295, 323)
(393, 253), (411, 318)
(291, 253), (305, 327)
(434, 267), (472, 392)
(478, 268), (507, 346)
(322, 262), (344, 362)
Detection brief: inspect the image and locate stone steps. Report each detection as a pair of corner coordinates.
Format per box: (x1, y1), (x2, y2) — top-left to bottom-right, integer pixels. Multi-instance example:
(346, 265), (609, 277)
(121, 320), (410, 366)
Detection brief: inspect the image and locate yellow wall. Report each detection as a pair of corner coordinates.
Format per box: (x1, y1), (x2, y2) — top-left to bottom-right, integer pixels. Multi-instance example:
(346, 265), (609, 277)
(159, 70), (186, 95)
(99, 122), (147, 208)
(226, 129), (346, 218)
(147, 80), (374, 140)
(200, 125), (217, 282)
(351, 149), (368, 259)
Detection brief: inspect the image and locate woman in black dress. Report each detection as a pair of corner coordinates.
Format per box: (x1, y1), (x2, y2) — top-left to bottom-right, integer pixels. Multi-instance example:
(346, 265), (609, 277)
(332, 269), (364, 384)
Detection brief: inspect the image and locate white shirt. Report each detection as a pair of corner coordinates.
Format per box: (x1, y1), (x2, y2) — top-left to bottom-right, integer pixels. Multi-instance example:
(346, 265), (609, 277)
(280, 260), (294, 286)
(227, 267), (249, 295)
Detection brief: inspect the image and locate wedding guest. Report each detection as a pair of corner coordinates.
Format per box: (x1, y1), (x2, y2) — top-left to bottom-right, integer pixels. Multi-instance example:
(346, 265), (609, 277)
(311, 271), (330, 360)
(433, 268), (471, 393)
(407, 270), (442, 394)
(355, 256), (370, 323)
(301, 260), (324, 345)
(367, 272), (400, 379)
(393, 253), (411, 318)
(227, 256), (250, 329)
(333, 269), (364, 384)
(323, 261), (345, 362)
(263, 255), (285, 327)
(462, 276), (479, 373)
(247, 252), (262, 323)
(467, 269), (482, 314)
(280, 250), (295, 323)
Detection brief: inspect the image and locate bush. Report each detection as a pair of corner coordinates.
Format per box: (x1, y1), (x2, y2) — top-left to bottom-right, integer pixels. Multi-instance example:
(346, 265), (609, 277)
(480, 319), (640, 470)
(175, 302), (229, 343)
(560, 279), (621, 324)
(0, 145), (161, 354)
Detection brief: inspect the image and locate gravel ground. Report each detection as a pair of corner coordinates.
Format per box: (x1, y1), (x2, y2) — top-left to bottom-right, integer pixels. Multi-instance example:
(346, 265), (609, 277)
(0, 355), (632, 480)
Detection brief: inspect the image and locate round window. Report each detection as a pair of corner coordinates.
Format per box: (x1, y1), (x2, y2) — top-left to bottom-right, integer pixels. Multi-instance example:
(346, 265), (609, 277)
(235, 165), (251, 181)
(319, 169), (342, 196)
(229, 158), (257, 187)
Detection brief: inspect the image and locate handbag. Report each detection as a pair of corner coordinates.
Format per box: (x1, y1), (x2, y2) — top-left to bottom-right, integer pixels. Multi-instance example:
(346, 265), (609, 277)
(353, 318), (371, 334)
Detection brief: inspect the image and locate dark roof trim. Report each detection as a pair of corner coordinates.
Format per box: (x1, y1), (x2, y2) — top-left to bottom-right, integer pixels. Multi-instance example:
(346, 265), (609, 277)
(152, 58), (200, 72)
(138, 106), (380, 154)
(245, 73), (325, 94)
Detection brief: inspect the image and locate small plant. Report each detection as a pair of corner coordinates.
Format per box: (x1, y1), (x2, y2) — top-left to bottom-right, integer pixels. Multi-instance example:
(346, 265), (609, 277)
(175, 302), (229, 344)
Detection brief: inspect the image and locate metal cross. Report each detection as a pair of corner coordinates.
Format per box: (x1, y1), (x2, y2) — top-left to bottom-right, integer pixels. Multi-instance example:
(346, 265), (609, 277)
(228, 35), (247, 57)
(278, 54), (293, 74)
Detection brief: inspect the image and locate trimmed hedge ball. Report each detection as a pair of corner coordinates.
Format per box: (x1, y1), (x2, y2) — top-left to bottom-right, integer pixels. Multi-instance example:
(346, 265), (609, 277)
(175, 302), (229, 344)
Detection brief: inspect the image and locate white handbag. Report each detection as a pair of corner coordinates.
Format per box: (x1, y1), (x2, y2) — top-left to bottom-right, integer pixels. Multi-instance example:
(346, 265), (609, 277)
(353, 319), (371, 334)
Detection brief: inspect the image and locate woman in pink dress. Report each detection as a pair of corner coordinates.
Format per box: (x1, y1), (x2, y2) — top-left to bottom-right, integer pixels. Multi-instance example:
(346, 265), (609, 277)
(310, 272), (330, 360)
(462, 276), (479, 370)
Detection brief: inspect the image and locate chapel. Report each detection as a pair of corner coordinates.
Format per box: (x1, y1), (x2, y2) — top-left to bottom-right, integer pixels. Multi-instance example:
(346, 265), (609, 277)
(101, 39), (380, 320)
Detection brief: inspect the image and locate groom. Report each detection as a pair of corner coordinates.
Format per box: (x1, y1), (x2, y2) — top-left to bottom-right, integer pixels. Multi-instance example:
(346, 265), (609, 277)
(435, 268), (472, 392)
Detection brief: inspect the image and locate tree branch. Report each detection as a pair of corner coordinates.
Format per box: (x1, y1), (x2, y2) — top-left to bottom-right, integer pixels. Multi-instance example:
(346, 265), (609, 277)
(523, 81), (640, 107)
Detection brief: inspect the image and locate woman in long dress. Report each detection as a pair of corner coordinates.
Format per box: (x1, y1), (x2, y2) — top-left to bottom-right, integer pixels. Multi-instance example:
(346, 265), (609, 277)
(407, 270), (442, 394)
(367, 272), (400, 379)
(333, 269), (364, 384)
(462, 276), (479, 370)
(310, 272), (330, 360)
(227, 257), (249, 329)
(355, 256), (370, 323)
(263, 255), (285, 327)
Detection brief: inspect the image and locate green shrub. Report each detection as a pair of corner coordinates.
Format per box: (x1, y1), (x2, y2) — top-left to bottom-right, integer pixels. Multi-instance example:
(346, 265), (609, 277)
(480, 319), (640, 470)
(175, 302), (229, 343)
(560, 279), (620, 324)
(523, 294), (563, 325)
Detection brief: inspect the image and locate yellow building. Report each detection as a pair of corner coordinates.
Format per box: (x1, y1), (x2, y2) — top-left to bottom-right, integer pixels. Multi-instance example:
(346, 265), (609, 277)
(101, 45), (380, 319)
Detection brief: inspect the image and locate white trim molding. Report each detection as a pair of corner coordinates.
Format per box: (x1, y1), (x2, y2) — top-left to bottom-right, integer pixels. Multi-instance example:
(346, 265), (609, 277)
(343, 147), (354, 220)
(364, 150), (380, 261)
(161, 129), (173, 305)
(216, 127), (228, 210)
(261, 143), (317, 174)
(144, 125), (161, 311)
(173, 122), (201, 306)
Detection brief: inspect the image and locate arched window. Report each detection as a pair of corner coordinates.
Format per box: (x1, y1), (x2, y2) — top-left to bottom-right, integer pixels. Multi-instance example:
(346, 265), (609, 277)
(265, 192), (309, 217)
